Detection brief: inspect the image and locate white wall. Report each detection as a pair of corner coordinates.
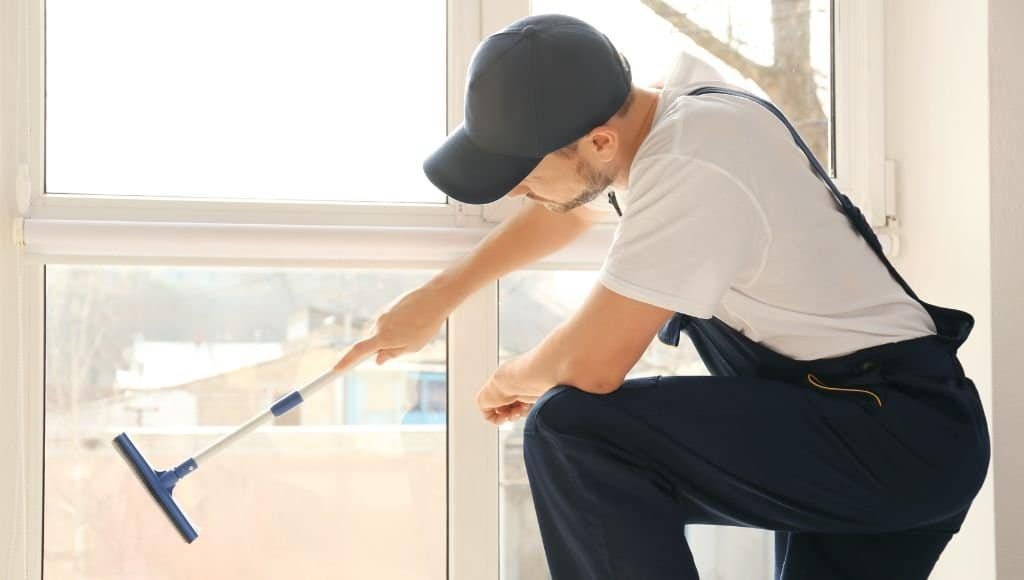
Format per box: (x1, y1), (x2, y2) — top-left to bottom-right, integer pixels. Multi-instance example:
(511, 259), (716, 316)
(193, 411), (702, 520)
(885, 0), (1024, 578)
(989, 0), (1024, 577)
(884, 1), (995, 578)
(0, 0), (28, 576)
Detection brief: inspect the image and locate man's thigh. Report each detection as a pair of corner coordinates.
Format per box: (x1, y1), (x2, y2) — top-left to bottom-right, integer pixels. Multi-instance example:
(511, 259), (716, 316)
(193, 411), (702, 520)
(525, 373), (968, 535)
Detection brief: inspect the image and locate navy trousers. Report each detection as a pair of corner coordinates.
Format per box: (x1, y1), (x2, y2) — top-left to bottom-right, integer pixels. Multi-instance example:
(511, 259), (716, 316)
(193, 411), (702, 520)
(523, 333), (989, 579)
(521, 87), (991, 579)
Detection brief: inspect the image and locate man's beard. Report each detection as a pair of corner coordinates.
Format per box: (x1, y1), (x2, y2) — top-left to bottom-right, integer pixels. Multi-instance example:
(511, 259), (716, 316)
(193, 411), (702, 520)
(550, 159), (615, 213)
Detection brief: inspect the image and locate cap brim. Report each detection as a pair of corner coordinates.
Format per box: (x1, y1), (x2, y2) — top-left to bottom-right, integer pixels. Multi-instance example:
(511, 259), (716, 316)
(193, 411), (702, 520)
(423, 124), (542, 205)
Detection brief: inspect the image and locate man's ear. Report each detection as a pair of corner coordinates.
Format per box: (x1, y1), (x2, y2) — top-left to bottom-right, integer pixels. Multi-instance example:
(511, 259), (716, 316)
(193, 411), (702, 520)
(585, 126), (619, 163)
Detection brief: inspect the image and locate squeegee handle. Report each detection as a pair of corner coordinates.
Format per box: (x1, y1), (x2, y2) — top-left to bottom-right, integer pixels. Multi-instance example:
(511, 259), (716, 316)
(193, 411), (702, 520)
(190, 367), (343, 466)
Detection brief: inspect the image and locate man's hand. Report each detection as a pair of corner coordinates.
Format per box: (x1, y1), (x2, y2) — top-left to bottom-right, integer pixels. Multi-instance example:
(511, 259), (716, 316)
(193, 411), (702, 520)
(332, 284), (454, 372)
(480, 400), (534, 426)
(476, 357), (542, 425)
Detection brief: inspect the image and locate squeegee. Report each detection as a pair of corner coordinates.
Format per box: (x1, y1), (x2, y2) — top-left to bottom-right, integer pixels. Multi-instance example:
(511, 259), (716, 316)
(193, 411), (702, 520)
(112, 366), (343, 543)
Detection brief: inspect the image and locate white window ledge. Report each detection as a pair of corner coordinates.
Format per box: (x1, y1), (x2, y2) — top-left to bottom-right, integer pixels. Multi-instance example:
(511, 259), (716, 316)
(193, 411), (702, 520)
(18, 218), (620, 269)
(18, 217), (898, 267)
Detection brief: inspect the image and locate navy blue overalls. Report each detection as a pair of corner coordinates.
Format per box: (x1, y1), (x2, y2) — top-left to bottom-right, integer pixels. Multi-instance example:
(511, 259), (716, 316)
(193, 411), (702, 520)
(522, 87), (991, 580)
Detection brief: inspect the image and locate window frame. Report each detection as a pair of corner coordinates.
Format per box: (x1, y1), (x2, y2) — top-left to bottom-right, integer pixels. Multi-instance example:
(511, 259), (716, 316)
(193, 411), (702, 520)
(0, 0), (885, 578)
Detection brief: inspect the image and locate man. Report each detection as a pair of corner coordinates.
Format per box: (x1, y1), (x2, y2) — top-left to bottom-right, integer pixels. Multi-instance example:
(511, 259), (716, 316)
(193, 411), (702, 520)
(333, 14), (990, 580)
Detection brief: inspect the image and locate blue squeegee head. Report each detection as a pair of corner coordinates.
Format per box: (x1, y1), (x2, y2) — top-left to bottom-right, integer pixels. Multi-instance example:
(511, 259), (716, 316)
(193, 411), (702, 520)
(112, 433), (200, 543)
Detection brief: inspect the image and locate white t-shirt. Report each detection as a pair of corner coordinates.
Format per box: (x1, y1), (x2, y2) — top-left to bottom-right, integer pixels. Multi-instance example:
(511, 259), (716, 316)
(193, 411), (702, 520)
(597, 52), (936, 361)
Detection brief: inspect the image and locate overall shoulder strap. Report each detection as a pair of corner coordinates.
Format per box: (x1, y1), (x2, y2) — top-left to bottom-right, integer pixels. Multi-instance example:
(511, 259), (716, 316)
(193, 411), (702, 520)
(686, 85), (921, 303)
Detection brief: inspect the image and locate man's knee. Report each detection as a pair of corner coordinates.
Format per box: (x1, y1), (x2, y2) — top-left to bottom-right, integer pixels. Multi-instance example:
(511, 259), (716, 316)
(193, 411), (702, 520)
(523, 384), (585, 436)
(524, 376), (657, 436)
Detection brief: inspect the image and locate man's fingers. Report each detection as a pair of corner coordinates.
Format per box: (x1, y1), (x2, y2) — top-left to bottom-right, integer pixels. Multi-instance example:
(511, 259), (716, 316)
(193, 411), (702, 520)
(333, 336), (383, 372)
(493, 402), (528, 415)
(483, 402), (531, 425)
(376, 347), (404, 365)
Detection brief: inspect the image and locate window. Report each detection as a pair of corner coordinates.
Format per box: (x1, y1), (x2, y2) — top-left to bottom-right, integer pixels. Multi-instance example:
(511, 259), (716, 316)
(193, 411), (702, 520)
(3, 0), (881, 578)
(402, 372), (448, 425)
(44, 0), (447, 203)
(498, 270), (773, 580)
(44, 266), (446, 578)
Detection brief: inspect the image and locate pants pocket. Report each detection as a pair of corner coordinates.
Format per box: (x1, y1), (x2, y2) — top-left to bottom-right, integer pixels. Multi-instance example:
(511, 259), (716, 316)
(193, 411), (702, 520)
(805, 372), (884, 407)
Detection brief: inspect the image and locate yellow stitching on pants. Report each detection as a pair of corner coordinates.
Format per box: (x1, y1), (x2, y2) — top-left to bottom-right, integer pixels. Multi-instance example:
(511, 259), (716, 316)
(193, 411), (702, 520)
(806, 373), (883, 407)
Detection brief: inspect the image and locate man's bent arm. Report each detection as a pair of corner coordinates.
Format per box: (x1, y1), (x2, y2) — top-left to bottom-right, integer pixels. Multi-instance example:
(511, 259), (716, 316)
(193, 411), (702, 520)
(502, 281), (675, 398)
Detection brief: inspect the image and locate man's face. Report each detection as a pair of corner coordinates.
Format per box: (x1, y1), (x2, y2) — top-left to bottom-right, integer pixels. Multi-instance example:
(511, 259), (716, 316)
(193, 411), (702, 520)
(507, 145), (616, 213)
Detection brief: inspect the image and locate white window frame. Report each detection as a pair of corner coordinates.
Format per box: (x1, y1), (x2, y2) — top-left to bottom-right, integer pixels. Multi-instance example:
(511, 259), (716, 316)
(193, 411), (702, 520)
(0, 0), (885, 578)
(833, 0), (891, 232)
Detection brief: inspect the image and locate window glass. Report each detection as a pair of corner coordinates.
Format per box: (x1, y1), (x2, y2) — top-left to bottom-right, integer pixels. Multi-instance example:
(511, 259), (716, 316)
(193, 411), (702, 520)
(45, 1), (447, 203)
(530, 0), (834, 173)
(498, 270), (774, 580)
(44, 266), (446, 579)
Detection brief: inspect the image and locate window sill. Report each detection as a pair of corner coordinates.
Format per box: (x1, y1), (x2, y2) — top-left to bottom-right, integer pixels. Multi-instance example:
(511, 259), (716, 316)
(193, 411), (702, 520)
(18, 218), (620, 269)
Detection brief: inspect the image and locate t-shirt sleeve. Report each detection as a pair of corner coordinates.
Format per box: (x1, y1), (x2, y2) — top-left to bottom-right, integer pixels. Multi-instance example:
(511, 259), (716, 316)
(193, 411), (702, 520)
(598, 155), (771, 318)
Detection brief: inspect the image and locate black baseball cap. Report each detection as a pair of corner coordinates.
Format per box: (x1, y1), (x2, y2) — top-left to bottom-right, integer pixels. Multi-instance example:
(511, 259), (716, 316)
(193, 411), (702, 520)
(423, 14), (632, 205)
